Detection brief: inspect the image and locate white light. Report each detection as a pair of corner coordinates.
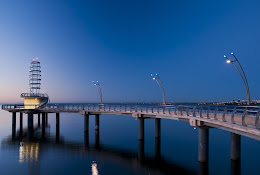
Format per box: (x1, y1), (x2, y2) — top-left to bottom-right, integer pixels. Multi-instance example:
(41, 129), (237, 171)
(153, 77), (156, 80)
(226, 60), (231, 63)
(224, 55), (227, 58)
(231, 52), (234, 55)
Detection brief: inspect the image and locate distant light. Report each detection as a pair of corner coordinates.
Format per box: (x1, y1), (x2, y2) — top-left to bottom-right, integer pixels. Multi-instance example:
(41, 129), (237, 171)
(224, 55), (227, 58)
(226, 60), (231, 63)
(151, 74), (153, 76)
(155, 73), (158, 76)
(32, 59), (35, 61)
(97, 81), (99, 83)
(36, 58), (38, 60)
(231, 52), (234, 55)
(153, 77), (156, 80)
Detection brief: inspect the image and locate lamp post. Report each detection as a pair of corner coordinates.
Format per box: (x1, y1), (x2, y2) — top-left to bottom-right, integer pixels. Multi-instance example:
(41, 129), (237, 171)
(151, 73), (166, 105)
(224, 52), (250, 105)
(92, 81), (103, 105)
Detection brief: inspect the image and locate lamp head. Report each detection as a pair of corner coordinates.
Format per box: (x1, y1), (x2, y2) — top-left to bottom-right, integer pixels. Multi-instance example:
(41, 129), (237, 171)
(231, 52), (234, 55)
(226, 60), (231, 64)
(153, 77), (156, 80)
(224, 55), (227, 58)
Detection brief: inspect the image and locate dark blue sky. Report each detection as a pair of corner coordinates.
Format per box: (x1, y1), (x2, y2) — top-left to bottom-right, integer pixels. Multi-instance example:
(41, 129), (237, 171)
(0, 0), (260, 103)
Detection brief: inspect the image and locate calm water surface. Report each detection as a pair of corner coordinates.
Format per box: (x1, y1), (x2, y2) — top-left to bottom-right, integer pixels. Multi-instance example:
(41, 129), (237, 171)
(0, 107), (260, 175)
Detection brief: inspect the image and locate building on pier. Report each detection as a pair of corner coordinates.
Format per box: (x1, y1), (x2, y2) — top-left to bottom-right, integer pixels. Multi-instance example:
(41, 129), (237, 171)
(20, 58), (49, 109)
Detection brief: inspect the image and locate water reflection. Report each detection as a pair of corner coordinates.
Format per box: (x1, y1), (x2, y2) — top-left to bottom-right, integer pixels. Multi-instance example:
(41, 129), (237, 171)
(19, 142), (39, 163)
(2, 128), (195, 175)
(91, 161), (99, 175)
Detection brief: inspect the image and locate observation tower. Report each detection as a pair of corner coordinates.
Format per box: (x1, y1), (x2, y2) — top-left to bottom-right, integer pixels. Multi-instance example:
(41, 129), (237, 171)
(21, 58), (49, 109)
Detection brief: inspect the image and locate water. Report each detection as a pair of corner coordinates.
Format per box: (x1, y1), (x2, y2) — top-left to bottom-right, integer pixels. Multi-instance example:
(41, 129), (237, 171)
(1, 107), (260, 175)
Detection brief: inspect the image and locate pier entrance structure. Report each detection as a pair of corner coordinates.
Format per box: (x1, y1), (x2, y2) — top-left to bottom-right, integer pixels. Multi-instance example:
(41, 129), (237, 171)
(20, 58), (48, 109)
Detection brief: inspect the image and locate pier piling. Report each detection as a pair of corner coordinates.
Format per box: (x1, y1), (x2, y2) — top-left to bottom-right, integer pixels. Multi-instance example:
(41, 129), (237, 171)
(198, 127), (209, 162)
(138, 118), (144, 140)
(56, 113), (60, 141)
(38, 113), (40, 127)
(95, 114), (99, 130)
(231, 133), (241, 160)
(12, 112), (16, 139)
(42, 113), (46, 138)
(28, 113), (33, 140)
(20, 112), (23, 137)
(155, 118), (161, 159)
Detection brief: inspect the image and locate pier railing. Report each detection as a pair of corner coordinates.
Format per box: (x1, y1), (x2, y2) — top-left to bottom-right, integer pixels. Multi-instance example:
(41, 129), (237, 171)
(2, 104), (260, 130)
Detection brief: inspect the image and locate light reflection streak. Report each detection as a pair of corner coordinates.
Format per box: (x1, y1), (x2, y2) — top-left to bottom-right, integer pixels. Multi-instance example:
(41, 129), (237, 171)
(91, 161), (99, 175)
(19, 142), (39, 163)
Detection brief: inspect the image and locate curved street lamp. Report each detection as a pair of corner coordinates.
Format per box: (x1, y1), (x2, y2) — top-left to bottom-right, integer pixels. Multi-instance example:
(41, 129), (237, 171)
(151, 73), (166, 105)
(92, 81), (103, 105)
(224, 52), (250, 105)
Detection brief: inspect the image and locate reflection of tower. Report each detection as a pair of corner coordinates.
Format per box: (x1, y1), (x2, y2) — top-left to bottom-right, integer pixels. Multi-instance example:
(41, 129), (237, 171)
(21, 58), (49, 109)
(19, 142), (40, 163)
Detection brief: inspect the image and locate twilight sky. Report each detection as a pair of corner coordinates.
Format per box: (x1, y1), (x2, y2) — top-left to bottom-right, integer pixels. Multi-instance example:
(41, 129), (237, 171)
(0, 0), (260, 103)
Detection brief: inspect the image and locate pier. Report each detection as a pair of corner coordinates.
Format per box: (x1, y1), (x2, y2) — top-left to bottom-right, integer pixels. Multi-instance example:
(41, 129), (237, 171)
(2, 103), (260, 165)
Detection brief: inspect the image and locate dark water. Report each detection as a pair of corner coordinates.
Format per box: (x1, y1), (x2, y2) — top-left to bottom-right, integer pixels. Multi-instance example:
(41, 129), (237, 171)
(1, 108), (260, 175)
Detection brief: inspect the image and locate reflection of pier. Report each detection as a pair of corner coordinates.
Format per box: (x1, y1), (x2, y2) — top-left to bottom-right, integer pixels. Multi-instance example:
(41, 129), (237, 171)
(2, 129), (195, 175)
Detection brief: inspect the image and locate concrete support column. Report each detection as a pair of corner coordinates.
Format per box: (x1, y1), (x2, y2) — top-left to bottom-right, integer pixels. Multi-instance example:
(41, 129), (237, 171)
(95, 114), (100, 148)
(155, 118), (161, 159)
(38, 113), (41, 127)
(138, 118), (144, 140)
(230, 159), (241, 175)
(20, 112), (23, 137)
(155, 118), (161, 138)
(56, 113), (60, 142)
(95, 114), (99, 130)
(138, 118), (145, 161)
(231, 133), (241, 160)
(42, 113), (46, 138)
(198, 162), (209, 175)
(198, 127), (209, 162)
(45, 113), (48, 127)
(84, 114), (89, 147)
(28, 113), (34, 140)
(138, 139), (144, 161)
(12, 112), (16, 139)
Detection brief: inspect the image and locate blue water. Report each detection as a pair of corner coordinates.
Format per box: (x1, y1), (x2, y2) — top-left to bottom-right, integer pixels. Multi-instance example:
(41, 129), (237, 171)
(0, 106), (260, 175)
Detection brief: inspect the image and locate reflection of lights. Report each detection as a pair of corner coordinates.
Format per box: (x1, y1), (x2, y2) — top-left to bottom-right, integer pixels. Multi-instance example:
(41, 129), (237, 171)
(19, 142), (39, 163)
(91, 161), (99, 175)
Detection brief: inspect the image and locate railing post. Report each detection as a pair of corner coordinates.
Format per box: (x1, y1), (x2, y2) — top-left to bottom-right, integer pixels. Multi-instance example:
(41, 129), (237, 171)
(223, 107), (227, 122)
(152, 107), (154, 113)
(180, 107), (183, 116)
(193, 106), (196, 117)
(157, 107), (159, 114)
(214, 107), (218, 120)
(175, 107), (177, 115)
(163, 107), (165, 114)
(242, 109), (247, 126)
(255, 109), (260, 129)
(231, 108), (236, 124)
(207, 107), (210, 119)
(186, 107), (189, 116)
(199, 107), (203, 118)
